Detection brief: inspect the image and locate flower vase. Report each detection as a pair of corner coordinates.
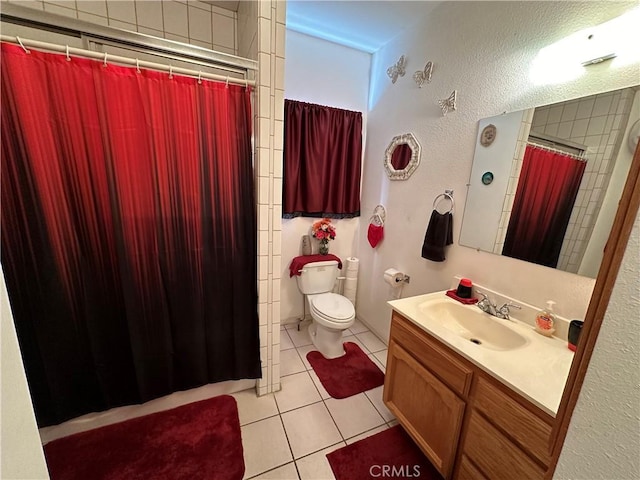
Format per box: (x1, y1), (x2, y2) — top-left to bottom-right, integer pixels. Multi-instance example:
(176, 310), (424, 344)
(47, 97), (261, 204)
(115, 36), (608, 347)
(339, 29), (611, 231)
(319, 240), (329, 255)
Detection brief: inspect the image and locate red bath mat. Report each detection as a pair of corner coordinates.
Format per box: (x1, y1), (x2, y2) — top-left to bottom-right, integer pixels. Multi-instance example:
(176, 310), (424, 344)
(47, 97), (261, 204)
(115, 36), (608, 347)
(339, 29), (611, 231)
(327, 425), (443, 480)
(43, 395), (244, 480)
(306, 342), (385, 399)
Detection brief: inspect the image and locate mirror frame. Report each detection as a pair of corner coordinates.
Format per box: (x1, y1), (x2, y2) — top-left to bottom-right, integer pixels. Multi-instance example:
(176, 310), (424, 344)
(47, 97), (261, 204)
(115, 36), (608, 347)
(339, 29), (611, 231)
(547, 143), (640, 477)
(384, 132), (421, 180)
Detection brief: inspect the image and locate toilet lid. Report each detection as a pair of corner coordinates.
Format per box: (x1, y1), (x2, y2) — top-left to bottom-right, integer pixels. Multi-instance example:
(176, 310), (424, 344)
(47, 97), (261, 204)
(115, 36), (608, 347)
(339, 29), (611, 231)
(309, 293), (355, 321)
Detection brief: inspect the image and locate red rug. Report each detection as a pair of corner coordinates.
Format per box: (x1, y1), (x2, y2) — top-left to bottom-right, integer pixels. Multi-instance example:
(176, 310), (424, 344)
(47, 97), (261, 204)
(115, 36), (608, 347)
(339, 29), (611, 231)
(326, 425), (443, 480)
(44, 395), (244, 480)
(306, 342), (385, 399)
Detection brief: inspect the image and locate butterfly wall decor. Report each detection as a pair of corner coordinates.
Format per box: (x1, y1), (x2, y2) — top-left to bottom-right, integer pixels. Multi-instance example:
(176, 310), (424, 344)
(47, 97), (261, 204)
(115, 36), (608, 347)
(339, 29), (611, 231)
(386, 55), (407, 84)
(413, 61), (433, 88)
(438, 90), (457, 116)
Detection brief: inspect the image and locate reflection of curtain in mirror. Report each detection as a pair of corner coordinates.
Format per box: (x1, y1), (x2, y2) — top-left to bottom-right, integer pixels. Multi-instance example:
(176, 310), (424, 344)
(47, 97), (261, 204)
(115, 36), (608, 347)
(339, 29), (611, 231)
(502, 145), (586, 268)
(391, 143), (412, 170)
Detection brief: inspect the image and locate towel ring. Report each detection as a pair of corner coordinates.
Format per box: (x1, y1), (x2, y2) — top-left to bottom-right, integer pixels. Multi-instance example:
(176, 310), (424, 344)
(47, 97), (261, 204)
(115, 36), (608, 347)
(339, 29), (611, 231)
(370, 204), (386, 226)
(370, 213), (384, 226)
(433, 190), (454, 214)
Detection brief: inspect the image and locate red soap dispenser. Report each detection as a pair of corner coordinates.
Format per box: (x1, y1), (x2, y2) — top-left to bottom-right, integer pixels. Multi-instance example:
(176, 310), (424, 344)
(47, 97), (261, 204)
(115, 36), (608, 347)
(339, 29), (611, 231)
(456, 278), (473, 299)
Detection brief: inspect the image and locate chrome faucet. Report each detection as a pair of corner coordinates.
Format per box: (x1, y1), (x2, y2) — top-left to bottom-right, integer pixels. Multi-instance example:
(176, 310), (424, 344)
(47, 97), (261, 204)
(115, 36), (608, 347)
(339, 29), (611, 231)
(477, 292), (521, 320)
(476, 292), (498, 316)
(496, 301), (521, 320)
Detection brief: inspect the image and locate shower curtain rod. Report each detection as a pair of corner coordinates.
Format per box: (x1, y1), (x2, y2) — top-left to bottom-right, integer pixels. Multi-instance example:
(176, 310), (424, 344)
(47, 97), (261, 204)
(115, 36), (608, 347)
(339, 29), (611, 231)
(0, 35), (256, 88)
(527, 141), (587, 161)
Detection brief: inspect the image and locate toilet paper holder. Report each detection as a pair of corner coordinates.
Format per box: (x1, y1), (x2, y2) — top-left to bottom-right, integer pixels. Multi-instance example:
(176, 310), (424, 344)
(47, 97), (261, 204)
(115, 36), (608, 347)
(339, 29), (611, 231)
(385, 269), (410, 285)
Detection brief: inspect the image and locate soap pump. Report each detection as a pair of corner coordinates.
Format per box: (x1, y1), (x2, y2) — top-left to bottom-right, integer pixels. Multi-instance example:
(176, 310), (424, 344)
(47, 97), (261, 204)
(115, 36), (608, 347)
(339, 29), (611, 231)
(535, 300), (556, 337)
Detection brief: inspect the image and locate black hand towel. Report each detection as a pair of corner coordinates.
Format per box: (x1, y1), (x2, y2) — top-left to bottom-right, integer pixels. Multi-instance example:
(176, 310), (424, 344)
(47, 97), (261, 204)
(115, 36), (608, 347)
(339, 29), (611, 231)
(421, 210), (453, 262)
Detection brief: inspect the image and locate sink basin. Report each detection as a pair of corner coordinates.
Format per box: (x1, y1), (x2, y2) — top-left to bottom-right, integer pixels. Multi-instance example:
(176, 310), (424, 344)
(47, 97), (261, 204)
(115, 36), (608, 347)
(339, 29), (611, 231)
(417, 299), (528, 351)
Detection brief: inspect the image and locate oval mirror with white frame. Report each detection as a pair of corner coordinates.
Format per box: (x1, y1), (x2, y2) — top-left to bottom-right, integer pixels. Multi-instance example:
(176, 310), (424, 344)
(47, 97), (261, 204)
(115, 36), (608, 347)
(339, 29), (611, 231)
(384, 132), (421, 180)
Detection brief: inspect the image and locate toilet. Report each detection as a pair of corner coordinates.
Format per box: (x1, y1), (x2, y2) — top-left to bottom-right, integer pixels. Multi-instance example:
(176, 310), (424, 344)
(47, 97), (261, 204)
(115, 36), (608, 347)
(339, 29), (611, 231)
(295, 260), (356, 359)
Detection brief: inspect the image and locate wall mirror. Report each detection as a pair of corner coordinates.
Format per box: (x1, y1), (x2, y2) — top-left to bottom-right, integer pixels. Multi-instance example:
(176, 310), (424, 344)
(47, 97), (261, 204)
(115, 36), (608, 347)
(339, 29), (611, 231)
(460, 85), (639, 278)
(384, 132), (421, 180)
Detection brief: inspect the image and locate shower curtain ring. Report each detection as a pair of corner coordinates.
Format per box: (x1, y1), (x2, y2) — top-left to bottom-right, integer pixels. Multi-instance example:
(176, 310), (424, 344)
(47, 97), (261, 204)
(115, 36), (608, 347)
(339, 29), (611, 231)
(65, 45), (71, 61)
(15, 36), (30, 54)
(169, 65), (173, 79)
(225, 76), (229, 88)
(136, 58), (141, 73)
(198, 71), (202, 84)
(245, 78), (248, 90)
(103, 52), (108, 67)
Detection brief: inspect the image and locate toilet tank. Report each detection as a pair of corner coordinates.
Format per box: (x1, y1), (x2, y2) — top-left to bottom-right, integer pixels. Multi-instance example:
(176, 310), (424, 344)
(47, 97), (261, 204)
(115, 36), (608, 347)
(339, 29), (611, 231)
(295, 260), (339, 295)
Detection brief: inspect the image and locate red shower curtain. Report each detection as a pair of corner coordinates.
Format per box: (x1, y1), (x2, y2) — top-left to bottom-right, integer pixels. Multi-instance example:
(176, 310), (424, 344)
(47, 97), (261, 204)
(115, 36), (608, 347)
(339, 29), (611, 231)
(1, 43), (260, 426)
(502, 144), (586, 268)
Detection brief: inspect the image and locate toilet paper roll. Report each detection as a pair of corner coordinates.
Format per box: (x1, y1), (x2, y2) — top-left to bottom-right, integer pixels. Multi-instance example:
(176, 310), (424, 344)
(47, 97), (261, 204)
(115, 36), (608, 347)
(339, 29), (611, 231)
(384, 268), (405, 287)
(343, 266), (358, 308)
(344, 286), (357, 296)
(345, 257), (359, 280)
(345, 257), (360, 271)
(344, 277), (357, 291)
(345, 292), (357, 308)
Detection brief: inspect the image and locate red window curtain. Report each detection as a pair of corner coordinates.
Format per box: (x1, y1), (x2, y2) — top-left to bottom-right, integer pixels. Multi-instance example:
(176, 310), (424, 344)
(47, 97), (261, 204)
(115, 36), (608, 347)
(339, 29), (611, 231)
(1, 43), (259, 426)
(283, 99), (362, 218)
(502, 145), (586, 268)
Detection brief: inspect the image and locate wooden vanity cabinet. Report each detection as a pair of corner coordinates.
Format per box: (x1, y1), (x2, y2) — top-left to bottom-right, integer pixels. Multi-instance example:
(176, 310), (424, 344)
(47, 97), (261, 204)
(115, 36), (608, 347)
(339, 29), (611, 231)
(384, 341), (466, 478)
(384, 312), (554, 480)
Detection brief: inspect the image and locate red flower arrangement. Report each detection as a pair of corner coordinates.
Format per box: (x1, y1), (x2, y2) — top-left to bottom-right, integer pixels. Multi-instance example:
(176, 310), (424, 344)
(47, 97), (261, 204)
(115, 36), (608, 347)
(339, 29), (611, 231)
(311, 218), (336, 255)
(311, 218), (336, 241)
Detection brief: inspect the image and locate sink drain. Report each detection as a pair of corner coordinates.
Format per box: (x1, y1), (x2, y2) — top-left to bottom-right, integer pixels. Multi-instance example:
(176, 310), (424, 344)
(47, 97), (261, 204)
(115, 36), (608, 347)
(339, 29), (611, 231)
(470, 338), (482, 345)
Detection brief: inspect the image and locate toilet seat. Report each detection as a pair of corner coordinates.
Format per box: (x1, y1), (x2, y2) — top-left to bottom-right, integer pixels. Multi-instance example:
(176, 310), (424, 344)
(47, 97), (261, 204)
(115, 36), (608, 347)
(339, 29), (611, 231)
(308, 293), (355, 325)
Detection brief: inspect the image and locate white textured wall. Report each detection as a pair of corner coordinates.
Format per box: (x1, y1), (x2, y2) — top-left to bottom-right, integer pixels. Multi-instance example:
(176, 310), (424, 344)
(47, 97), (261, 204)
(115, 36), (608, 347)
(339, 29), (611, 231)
(1, 267), (50, 479)
(282, 30), (371, 321)
(555, 210), (640, 479)
(356, 1), (639, 343)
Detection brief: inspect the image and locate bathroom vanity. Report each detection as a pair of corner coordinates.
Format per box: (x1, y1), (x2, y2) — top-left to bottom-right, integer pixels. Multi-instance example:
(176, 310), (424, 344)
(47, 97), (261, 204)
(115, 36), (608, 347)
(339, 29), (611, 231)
(383, 292), (574, 479)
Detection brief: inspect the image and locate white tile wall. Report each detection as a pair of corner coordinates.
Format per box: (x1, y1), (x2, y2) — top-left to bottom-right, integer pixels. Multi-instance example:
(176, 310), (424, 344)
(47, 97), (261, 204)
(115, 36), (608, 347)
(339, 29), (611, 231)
(77, 11), (108, 26)
(237, 0), (257, 60)
(188, 5), (212, 43)
(162, 1), (189, 36)
(134, 1), (164, 30)
(242, 0), (285, 397)
(7, 0), (238, 54)
(77, 0), (107, 16)
(107, 1), (136, 23)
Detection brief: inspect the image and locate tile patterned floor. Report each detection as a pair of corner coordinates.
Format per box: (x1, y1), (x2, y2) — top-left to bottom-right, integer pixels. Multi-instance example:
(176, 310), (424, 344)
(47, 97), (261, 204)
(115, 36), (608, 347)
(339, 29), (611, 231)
(237, 320), (395, 480)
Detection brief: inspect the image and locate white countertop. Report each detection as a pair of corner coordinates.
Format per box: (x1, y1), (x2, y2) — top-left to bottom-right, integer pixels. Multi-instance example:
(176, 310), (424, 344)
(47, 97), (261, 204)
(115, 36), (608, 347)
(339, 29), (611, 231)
(388, 291), (575, 417)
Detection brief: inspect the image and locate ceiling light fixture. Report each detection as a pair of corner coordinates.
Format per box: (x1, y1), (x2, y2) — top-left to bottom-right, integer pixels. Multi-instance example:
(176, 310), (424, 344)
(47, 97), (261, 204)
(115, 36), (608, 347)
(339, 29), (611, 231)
(579, 33), (617, 67)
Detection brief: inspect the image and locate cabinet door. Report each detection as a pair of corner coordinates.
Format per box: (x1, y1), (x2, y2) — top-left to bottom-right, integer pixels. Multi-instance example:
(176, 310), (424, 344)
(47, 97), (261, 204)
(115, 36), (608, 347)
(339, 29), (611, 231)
(473, 376), (552, 466)
(457, 456), (488, 480)
(384, 341), (465, 479)
(462, 411), (545, 480)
